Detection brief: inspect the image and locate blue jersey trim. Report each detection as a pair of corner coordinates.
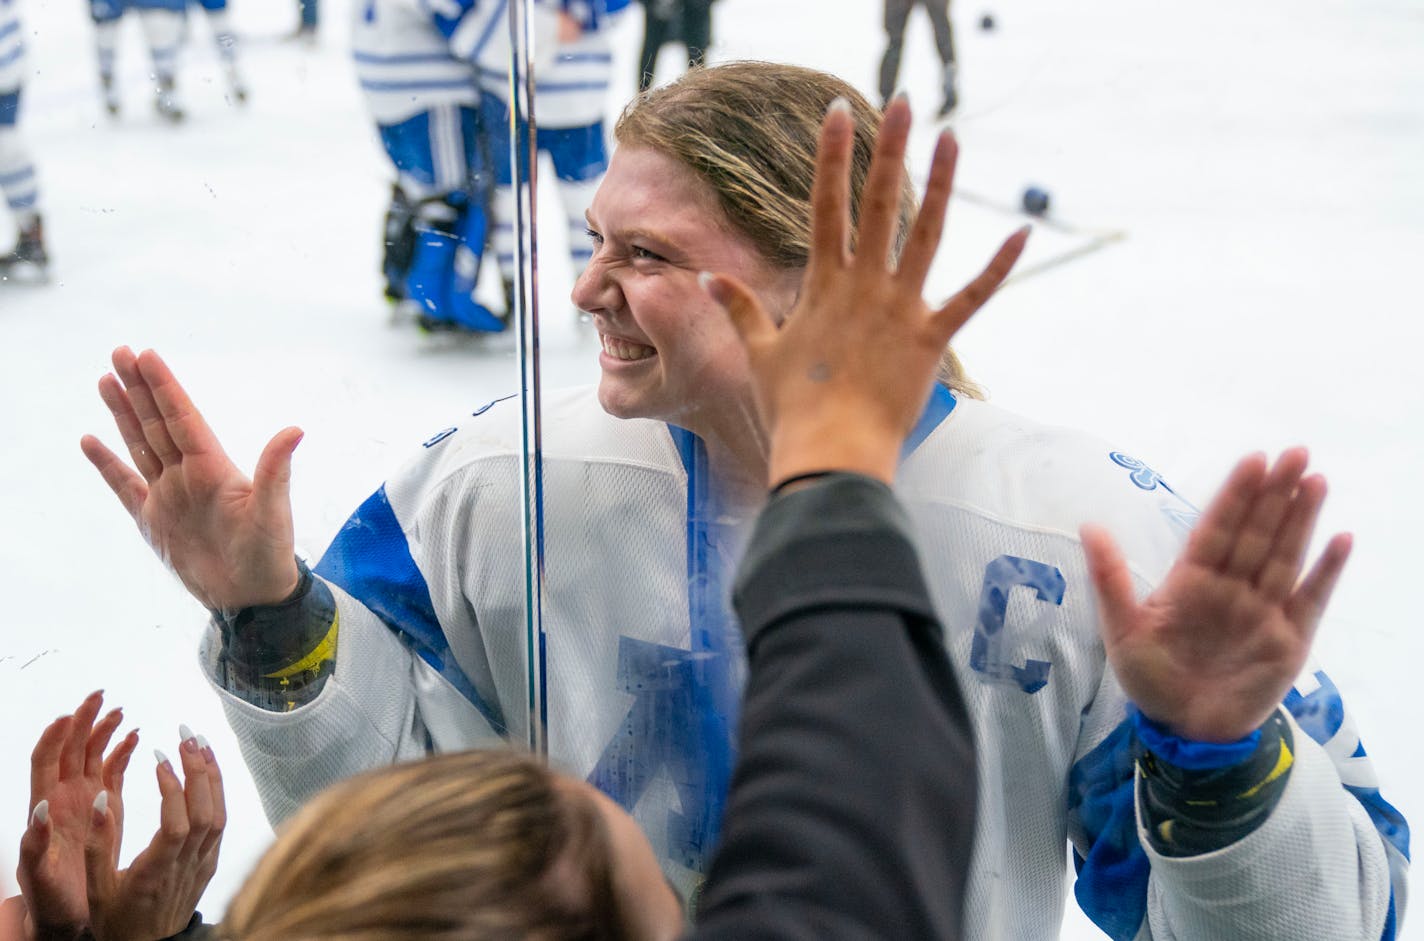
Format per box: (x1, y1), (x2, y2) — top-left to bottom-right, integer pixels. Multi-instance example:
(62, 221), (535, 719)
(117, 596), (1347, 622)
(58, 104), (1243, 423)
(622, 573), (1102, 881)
(622, 386), (961, 868)
(352, 49), (458, 65)
(903, 382), (956, 457)
(465, 0), (506, 62)
(315, 485), (506, 734)
(359, 78), (478, 93)
(1068, 718), (1149, 941)
(537, 80), (610, 93)
(1133, 707), (1261, 769)
(665, 425), (739, 867)
(1284, 670), (1411, 862)
(0, 165), (34, 187)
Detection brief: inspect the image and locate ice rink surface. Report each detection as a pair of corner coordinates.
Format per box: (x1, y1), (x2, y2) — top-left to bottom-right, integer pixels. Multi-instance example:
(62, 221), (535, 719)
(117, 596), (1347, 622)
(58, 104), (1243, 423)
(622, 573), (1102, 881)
(2, 0), (1421, 935)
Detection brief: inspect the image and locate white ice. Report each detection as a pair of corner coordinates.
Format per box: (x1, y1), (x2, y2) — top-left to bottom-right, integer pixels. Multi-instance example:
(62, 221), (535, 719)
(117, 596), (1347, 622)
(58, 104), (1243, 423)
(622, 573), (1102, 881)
(1, 0), (1420, 937)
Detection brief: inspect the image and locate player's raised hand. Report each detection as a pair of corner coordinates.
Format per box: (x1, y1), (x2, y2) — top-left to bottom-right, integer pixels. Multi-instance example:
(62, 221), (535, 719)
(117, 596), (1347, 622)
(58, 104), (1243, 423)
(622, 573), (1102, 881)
(703, 95), (1028, 486)
(85, 729), (225, 941)
(1081, 449), (1352, 742)
(16, 691), (136, 939)
(80, 346), (304, 611)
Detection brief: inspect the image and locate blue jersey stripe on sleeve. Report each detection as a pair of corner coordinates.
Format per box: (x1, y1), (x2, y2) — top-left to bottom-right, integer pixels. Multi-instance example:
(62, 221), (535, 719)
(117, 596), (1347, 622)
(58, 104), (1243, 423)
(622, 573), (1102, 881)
(903, 383), (956, 457)
(1284, 670), (1411, 862)
(0, 165), (34, 187)
(358, 78), (477, 93)
(352, 50), (457, 65)
(537, 80), (610, 93)
(315, 485), (506, 734)
(1068, 718), (1149, 941)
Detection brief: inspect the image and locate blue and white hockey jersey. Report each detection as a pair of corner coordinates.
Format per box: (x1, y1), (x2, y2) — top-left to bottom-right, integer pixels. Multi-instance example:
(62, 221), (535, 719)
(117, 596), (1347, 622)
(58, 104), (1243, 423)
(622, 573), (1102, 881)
(355, 0), (624, 129)
(1, 0), (25, 95)
(203, 385), (1409, 940)
(351, 0), (489, 126)
(464, 0), (627, 129)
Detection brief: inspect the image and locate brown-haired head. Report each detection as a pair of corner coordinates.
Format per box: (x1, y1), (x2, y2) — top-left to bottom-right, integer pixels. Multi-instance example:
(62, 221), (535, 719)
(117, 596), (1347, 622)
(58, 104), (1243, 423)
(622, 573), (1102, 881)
(221, 749), (624, 941)
(614, 60), (981, 397)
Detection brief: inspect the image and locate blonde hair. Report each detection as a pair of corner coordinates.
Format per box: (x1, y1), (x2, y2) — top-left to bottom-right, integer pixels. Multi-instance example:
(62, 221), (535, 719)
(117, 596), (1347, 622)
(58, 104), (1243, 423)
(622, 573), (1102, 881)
(614, 60), (982, 398)
(221, 750), (622, 941)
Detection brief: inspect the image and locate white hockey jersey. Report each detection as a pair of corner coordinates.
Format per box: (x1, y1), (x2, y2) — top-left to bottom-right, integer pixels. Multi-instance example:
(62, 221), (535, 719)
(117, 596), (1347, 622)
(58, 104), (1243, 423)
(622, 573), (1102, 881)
(351, 0), (485, 126)
(1, 0), (25, 94)
(472, 0), (627, 129)
(202, 385), (1409, 940)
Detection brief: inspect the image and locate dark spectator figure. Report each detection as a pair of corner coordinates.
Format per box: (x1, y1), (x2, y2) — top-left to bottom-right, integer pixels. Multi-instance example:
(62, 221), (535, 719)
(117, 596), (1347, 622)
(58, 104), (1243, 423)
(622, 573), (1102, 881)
(879, 0), (958, 116)
(636, 0), (714, 91)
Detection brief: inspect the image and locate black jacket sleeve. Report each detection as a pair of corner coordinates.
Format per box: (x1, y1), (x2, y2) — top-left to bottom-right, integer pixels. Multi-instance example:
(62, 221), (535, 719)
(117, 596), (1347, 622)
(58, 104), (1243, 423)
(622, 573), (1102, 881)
(691, 474), (977, 941)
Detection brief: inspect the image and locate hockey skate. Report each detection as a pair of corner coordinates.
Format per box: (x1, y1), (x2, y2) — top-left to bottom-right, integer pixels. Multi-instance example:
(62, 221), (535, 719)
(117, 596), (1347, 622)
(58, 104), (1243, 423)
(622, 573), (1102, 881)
(937, 63), (959, 119)
(154, 77), (186, 123)
(0, 217), (50, 283)
(100, 73), (121, 116)
(382, 184), (416, 302)
(286, 23), (318, 46)
(226, 65), (249, 105)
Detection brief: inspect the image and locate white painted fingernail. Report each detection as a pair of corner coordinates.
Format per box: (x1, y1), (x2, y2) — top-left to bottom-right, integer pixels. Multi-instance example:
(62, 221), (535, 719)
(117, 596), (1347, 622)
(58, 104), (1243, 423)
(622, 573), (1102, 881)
(179, 723), (196, 743)
(155, 748), (170, 766)
(197, 735), (210, 750)
(93, 790), (108, 814)
(698, 271), (714, 291)
(827, 96), (851, 115)
(31, 800), (49, 826)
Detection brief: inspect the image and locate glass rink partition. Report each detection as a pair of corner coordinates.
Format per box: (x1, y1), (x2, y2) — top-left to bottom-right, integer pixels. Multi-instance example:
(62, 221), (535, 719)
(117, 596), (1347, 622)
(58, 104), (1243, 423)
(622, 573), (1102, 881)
(503, 1), (748, 896)
(0, 0), (1418, 936)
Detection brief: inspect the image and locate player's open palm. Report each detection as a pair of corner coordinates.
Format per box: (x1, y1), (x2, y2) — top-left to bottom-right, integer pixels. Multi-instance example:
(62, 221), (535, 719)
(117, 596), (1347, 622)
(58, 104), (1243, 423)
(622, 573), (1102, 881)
(81, 346), (304, 611)
(1081, 448), (1352, 743)
(705, 96), (1028, 484)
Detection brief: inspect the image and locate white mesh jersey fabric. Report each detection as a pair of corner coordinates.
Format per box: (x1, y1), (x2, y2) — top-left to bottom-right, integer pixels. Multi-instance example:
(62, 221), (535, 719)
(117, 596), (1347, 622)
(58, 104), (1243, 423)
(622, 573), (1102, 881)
(0, 0), (21, 93)
(202, 387), (1402, 939)
(0, 0), (23, 93)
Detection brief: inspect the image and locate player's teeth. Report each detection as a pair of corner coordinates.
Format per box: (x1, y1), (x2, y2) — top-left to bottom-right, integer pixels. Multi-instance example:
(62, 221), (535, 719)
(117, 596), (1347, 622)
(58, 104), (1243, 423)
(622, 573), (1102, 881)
(602, 335), (654, 361)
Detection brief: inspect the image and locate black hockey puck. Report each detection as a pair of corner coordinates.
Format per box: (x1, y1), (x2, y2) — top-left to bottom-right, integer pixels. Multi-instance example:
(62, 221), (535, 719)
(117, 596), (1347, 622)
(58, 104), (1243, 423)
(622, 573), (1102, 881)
(980, 12), (995, 30)
(1022, 186), (1050, 216)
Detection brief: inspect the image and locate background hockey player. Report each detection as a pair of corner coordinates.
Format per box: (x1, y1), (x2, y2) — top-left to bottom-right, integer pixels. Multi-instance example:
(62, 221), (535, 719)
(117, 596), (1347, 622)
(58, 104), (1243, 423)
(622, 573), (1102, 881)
(81, 63), (1409, 939)
(879, 0), (959, 116)
(478, 0), (629, 317)
(88, 0), (188, 121)
(188, 0), (248, 105)
(352, 0), (504, 332)
(0, 0), (47, 279)
(635, 0), (714, 92)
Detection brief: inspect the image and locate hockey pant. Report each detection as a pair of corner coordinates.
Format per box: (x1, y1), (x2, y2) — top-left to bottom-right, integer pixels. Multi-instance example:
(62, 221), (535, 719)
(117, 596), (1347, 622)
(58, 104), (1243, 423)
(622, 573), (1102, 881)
(379, 105), (502, 331)
(480, 95), (606, 287)
(0, 99), (40, 225)
(879, 0), (956, 104)
(637, 0), (714, 91)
